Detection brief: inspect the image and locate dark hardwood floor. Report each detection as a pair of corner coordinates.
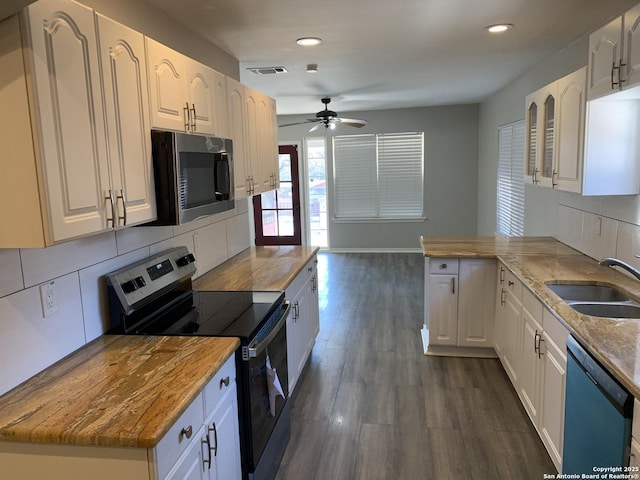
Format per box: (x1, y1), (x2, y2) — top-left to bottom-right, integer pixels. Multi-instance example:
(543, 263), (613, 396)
(275, 252), (556, 480)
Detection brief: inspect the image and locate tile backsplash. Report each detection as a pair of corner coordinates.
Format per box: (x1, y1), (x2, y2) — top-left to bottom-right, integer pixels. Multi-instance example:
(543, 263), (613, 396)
(557, 203), (640, 274)
(0, 200), (251, 396)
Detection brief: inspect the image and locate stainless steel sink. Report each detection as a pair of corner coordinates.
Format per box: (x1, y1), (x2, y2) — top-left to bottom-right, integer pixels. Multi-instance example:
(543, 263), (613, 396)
(546, 283), (631, 302)
(545, 282), (640, 318)
(568, 302), (640, 319)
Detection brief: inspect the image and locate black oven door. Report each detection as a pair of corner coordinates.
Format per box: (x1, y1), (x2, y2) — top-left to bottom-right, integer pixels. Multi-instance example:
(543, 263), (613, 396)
(245, 302), (290, 470)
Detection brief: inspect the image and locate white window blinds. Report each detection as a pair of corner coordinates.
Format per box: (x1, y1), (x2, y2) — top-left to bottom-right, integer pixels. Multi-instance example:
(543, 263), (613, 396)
(497, 121), (525, 236)
(333, 132), (424, 219)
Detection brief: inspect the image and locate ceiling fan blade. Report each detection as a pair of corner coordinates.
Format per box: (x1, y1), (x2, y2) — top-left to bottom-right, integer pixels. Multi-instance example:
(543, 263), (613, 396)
(335, 117), (368, 127)
(279, 118), (317, 128)
(309, 122), (324, 132)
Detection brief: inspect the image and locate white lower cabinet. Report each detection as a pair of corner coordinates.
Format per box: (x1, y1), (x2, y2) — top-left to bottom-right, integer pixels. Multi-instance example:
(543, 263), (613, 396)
(494, 262), (569, 472)
(286, 255), (320, 394)
(0, 356), (241, 480)
(426, 258), (496, 355)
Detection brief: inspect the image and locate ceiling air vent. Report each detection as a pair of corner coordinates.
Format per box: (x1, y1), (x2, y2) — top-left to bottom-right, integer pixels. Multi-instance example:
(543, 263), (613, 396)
(247, 66), (288, 75)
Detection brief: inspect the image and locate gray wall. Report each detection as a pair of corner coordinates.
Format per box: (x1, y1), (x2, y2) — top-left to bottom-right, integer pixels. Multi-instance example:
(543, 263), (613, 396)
(279, 104), (479, 251)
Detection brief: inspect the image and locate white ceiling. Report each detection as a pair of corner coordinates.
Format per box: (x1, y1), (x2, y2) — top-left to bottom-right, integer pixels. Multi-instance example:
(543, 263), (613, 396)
(145, 0), (638, 116)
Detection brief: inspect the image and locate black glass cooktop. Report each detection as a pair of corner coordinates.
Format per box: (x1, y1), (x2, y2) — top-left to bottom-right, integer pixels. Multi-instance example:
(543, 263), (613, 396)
(122, 290), (285, 340)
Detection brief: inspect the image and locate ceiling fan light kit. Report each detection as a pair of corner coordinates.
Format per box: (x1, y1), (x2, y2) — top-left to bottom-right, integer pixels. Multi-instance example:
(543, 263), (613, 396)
(306, 63), (318, 73)
(279, 97), (368, 131)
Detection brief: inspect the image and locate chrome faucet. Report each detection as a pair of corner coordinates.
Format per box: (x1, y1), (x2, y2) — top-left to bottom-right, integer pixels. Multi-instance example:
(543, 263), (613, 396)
(599, 257), (640, 282)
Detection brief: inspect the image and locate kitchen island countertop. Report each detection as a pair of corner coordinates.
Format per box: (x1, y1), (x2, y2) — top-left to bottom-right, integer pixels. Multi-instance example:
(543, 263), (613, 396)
(421, 235), (640, 398)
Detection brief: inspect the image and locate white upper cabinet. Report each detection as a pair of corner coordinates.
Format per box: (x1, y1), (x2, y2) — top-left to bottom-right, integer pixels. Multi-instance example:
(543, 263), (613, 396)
(554, 67), (587, 193)
(589, 4), (640, 100)
(226, 77), (251, 197)
(23, 0), (110, 243)
(146, 38), (227, 136)
(588, 16), (623, 100)
(524, 67), (588, 194)
(525, 83), (557, 188)
(96, 14), (156, 228)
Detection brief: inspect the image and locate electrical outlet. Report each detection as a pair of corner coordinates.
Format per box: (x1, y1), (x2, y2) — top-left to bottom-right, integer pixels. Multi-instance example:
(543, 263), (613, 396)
(40, 281), (58, 317)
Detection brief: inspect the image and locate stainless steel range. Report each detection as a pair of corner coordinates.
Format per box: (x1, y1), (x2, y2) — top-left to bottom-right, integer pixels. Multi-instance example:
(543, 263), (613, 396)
(105, 246), (291, 480)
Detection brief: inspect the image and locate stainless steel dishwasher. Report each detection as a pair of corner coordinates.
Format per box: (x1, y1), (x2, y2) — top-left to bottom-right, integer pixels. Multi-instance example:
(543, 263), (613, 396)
(562, 335), (634, 474)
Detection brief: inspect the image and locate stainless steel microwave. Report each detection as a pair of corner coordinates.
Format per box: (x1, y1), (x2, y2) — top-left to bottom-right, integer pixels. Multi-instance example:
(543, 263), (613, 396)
(146, 130), (235, 226)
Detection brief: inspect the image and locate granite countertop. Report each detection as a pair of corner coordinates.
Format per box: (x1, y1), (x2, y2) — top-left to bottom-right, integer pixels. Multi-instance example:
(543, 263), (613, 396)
(0, 335), (239, 448)
(421, 235), (640, 398)
(193, 245), (320, 291)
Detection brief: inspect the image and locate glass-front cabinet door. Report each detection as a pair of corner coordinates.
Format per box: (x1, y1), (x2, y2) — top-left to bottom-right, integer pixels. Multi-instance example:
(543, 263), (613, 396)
(524, 85), (557, 188)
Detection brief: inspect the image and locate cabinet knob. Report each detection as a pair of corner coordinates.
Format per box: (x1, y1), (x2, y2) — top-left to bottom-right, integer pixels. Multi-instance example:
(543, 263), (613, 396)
(508, 281), (514, 287)
(439, 263), (447, 269)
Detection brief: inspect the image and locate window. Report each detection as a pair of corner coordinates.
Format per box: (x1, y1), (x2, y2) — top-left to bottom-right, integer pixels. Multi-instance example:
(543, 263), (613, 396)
(333, 132), (424, 220)
(497, 121), (525, 236)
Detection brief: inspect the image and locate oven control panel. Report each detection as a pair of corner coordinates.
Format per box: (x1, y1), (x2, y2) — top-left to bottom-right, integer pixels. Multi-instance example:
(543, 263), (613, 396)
(105, 246), (197, 314)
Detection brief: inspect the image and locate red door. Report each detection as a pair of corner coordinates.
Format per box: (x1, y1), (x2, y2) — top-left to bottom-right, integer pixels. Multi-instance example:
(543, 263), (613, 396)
(253, 145), (302, 245)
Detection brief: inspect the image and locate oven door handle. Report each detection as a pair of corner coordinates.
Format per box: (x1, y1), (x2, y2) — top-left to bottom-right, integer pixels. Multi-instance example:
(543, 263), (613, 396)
(247, 301), (291, 359)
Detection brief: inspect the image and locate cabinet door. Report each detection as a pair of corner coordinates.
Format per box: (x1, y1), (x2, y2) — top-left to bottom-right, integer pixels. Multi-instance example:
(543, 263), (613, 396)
(164, 425), (207, 480)
(623, 4), (640, 90)
(25, 0), (110, 242)
(501, 291), (522, 387)
(244, 87), (260, 194)
(554, 67), (586, 194)
(588, 16), (623, 100)
(519, 306), (542, 426)
(286, 302), (301, 394)
(493, 265), (507, 358)
(146, 38), (188, 132)
(96, 14), (156, 227)
(256, 91), (276, 192)
(226, 77), (250, 197)
(540, 336), (566, 472)
(185, 61), (216, 135)
(208, 385), (242, 480)
(524, 94), (539, 186)
(427, 274), (458, 346)
(457, 259), (496, 347)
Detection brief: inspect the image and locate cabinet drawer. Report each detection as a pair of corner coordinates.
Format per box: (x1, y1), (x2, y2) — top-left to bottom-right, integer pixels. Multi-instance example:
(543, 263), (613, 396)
(153, 393), (205, 480)
(285, 255), (316, 299)
(522, 287), (542, 319)
(542, 308), (570, 355)
(429, 258), (459, 275)
(504, 269), (523, 300)
(203, 354), (237, 417)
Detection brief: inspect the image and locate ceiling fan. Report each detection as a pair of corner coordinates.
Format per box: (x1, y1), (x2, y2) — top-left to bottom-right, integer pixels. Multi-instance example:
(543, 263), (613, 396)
(279, 97), (368, 132)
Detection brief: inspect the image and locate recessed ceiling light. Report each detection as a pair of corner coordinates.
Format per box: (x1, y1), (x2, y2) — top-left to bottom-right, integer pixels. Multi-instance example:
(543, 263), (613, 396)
(306, 64), (318, 73)
(296, 37), (322, 46)
(485, 24), (513, 33)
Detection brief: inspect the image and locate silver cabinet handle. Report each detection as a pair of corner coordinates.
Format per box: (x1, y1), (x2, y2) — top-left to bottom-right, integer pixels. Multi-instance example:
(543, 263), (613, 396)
(552, 170), (558, 188)
(184, 102), (190, 131)
(499, 267), (505, 285)
(116, 189), (127, 226)
(500, 288), (506, 306)
(209, 423), (218, 457)
(104, 190), (115, 228)
(190, 103), (197, 131)
(620, 59), (627, 88)
(538, 337), (545, 359)
(201, 434), (212, 470)
(451, 277), (455, 295)
(312, 275), (317, 293)
(439, 263), (447, 269)
(179, 425), (193, 441)
(219, 376), (230, 389)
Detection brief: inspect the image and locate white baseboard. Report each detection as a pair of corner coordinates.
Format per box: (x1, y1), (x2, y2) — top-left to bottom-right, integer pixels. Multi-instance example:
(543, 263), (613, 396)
(324, 247), (423, 254)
